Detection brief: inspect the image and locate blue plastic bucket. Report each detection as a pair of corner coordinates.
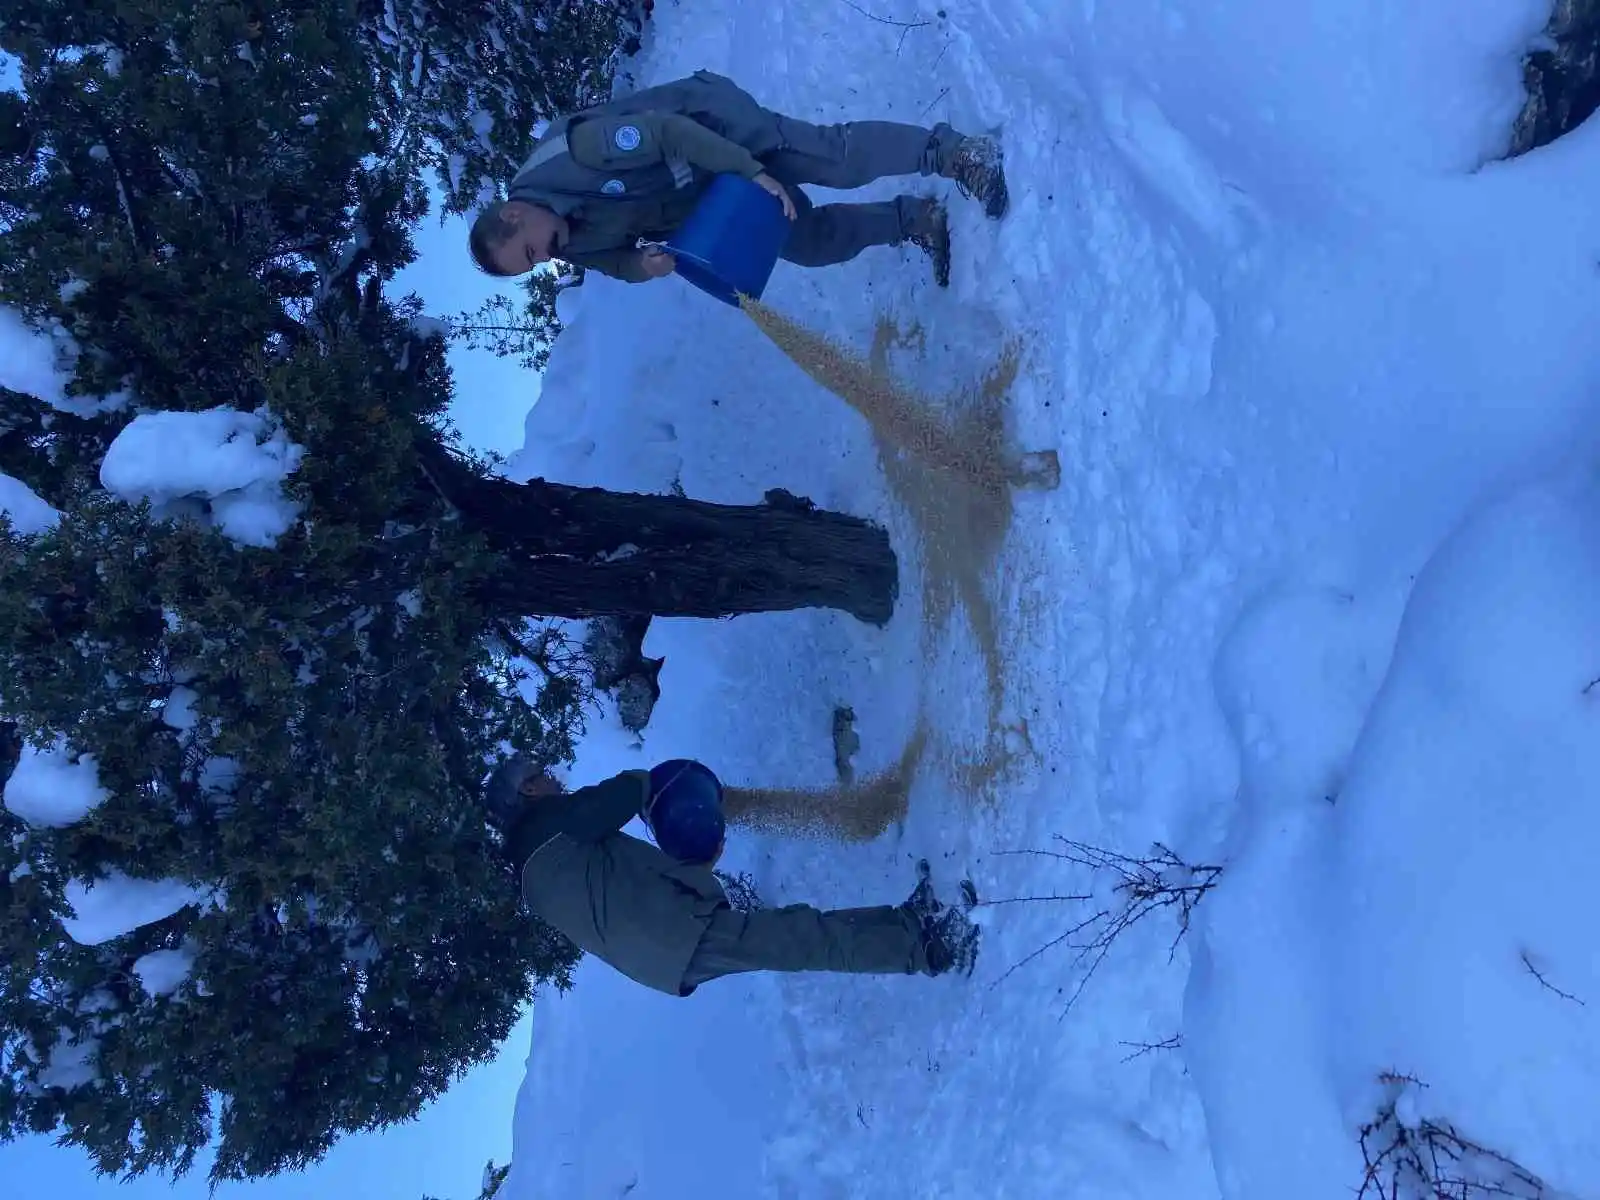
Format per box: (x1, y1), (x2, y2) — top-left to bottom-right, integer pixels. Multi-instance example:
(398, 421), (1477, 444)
(646, 758), (726, 864)
(665, 173), (791, 306)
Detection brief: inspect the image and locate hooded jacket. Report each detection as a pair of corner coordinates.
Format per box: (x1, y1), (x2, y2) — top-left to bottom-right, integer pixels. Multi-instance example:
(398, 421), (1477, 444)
(513, 770), (727, 995)
(507, 70), (784, 281)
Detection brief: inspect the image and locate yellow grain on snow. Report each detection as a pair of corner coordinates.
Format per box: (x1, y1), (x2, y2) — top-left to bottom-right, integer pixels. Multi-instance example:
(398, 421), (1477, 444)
(740, 295), (1013, 498)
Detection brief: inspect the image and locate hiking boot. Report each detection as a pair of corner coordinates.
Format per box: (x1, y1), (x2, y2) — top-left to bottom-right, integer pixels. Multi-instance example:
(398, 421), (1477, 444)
(904, 198), (951, 288)
(902, 858), (946, 925)
(943, 133), (1009, 220)
(923, 905), (981, 977)
(906, 863), (981, 977)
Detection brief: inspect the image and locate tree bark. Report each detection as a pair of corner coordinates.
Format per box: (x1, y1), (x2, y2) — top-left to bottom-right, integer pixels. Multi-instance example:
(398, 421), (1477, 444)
(416, 444), (898, 624)
(0, 721), (19, 778)
(477, 481), (898, 624)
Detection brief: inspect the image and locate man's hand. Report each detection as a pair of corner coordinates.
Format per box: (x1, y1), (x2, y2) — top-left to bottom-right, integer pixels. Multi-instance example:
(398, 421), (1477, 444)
(518, 770), (563, 800)
(640, 247), (677, 278)
(753, 172), (797, 221)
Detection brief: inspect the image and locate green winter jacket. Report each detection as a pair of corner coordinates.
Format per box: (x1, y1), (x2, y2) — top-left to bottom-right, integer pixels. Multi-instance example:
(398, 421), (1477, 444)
(507, 71), (783, 283)
(515, 770), (726, 996)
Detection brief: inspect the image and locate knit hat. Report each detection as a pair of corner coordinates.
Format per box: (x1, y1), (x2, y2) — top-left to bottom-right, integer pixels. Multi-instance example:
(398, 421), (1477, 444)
(645, 758), (726, 864)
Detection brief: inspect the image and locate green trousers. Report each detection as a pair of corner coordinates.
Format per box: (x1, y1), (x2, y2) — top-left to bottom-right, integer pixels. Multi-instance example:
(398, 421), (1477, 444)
(680, 902), (930, 990)
(759, 117), (961, 268)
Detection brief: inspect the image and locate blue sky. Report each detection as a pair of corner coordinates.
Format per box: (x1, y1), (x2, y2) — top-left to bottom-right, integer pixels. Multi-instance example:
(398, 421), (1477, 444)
(3, 47), (551, 1200)
(395, 210), (542, 457)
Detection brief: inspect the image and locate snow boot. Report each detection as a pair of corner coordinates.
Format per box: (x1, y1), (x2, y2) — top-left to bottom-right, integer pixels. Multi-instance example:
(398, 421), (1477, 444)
(902, 858), (947, 925)
(912, 867), (981, 978)
(944, 134), (1009, 220)
(924, 904), (980, 977)
(904, 198), (951, 288)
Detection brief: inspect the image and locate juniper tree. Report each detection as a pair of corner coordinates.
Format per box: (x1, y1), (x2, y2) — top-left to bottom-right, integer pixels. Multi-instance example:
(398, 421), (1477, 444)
(0, 1), (580, 1183)
(359, 0), (640, 217)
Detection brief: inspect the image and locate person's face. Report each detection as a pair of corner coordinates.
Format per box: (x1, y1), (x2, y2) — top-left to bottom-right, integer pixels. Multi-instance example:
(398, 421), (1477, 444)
(517, 772), (563, 800)
(490, 202), (570, 275)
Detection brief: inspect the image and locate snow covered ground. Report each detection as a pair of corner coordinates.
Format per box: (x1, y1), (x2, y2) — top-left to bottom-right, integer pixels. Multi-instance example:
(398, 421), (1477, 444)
(505, 0), (1600, 1198)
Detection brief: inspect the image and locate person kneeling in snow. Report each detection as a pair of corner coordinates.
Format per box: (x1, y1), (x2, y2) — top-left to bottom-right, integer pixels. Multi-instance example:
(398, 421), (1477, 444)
(484, 756), (978, 996)
(467, 70), (1008, 290)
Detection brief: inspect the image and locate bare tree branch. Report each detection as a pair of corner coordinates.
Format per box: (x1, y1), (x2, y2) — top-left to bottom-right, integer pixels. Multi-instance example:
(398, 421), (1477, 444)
(1358, 1075), (1549, 1199)
(977, 892), (1095, 906)
(1118, 1034), (1182, 1064)
(990, 838), (1223, 1017)
(838, 0), (930, 30)
(1519, 950), (1586, 1007)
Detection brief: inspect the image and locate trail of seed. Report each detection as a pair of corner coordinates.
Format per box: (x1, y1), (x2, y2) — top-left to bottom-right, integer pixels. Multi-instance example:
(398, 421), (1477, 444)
(735, 298), (1059, 835)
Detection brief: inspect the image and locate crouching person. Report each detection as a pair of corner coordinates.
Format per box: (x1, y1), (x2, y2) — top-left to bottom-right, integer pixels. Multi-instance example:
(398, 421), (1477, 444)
(484, 756), (978, 996)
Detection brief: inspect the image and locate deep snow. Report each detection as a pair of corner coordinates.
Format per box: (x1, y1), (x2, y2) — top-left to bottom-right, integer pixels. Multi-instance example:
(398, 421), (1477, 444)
(503, 0), (1600, 1198)
(1189, 475), (1600, 1198)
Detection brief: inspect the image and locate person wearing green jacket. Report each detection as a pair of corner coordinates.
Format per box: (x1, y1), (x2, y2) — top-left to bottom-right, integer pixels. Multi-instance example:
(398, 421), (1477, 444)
(468, 70), (1009, 289)
(485, 756), (979, 997)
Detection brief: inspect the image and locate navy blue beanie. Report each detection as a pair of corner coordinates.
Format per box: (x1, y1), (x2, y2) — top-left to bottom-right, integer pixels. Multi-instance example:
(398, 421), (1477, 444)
(646, 759), (726, 864)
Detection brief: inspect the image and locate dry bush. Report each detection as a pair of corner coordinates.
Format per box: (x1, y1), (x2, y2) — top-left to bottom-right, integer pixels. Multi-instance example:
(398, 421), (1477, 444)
(992, 838), (1222, 1014)
(1358, 1074), (1549, 1200)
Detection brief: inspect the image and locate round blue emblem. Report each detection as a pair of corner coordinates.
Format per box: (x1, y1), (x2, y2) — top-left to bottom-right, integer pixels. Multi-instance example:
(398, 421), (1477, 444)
(613, 124), (642, 152)
(601, 178), (626, 195)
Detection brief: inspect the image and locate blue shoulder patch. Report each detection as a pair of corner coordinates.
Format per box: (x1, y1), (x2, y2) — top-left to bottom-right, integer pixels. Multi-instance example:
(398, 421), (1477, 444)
(601, 178), (626, 195)
(613, 124), (643, 152)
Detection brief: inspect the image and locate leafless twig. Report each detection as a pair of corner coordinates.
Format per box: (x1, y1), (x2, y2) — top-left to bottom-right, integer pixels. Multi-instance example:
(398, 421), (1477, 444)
(839, 0), (930, 29)
(1520, 950), (1586, 1007)
(1357, 1075), (1548, 1200)
(992, 839), (1222, 1016)
(1118, 1034), (1182, 1064)
(920, 86), (951, 119)
(978, 892), (1094, 906)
